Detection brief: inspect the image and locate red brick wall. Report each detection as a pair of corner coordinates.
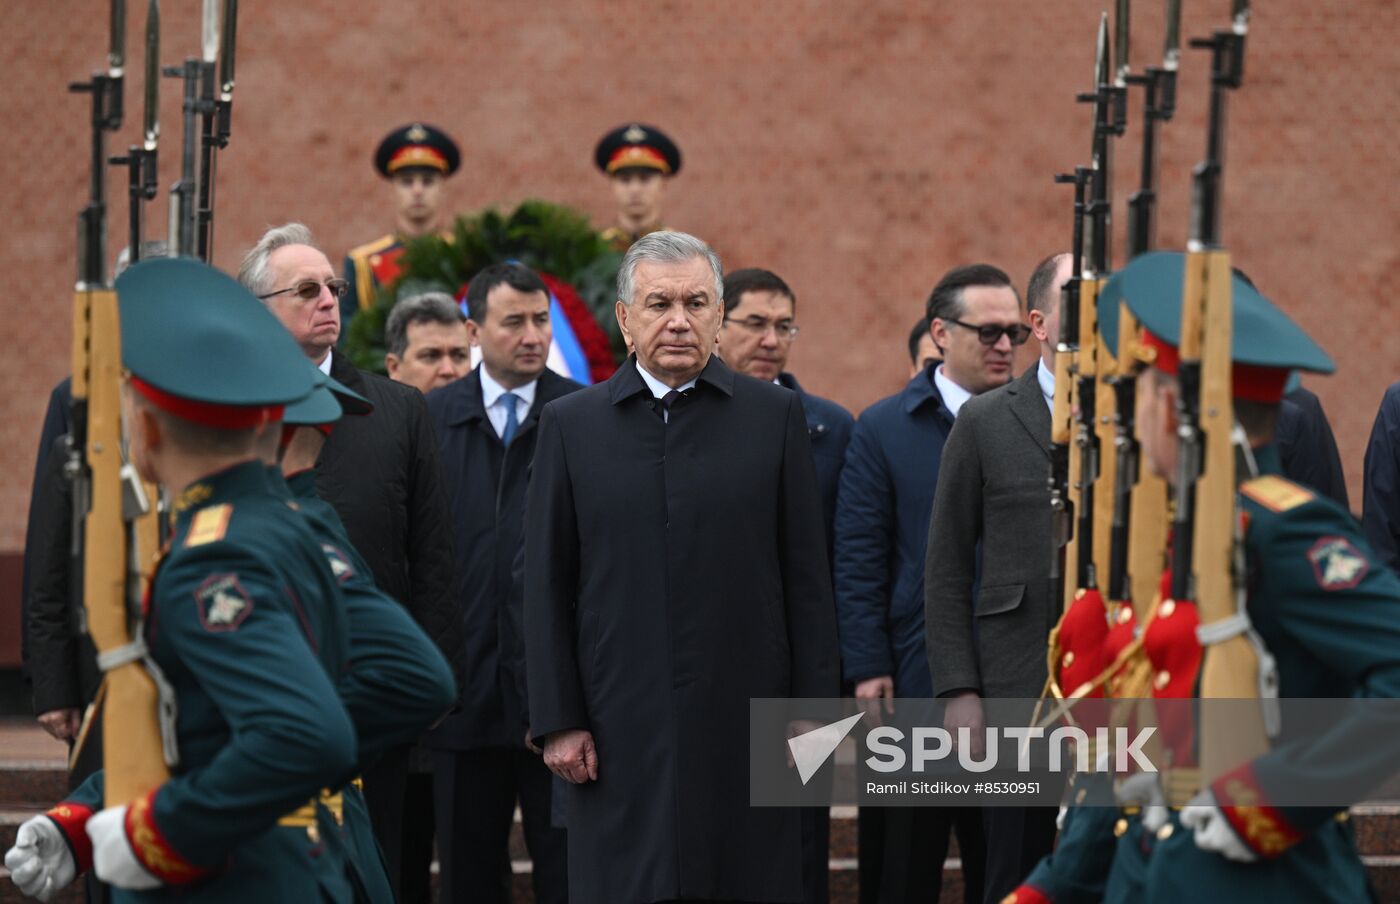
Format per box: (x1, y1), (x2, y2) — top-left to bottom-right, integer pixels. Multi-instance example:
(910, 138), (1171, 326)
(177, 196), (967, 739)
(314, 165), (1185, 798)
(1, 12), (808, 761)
(2, 0), (1396, 558)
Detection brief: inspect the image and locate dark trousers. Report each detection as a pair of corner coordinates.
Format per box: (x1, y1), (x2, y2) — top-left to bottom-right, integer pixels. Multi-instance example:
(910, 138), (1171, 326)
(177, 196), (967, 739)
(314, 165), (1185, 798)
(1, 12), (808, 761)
(800, 806), (830, 904)
(979, 807), (1058, 904)
(432, 747), (568, 904)
(859, 807), (984, 904)
(362, 745), (436, 903)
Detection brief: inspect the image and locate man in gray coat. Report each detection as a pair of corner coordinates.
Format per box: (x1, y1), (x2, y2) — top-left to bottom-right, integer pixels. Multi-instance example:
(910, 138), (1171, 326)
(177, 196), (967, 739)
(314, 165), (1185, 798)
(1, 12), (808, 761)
(924, 252), (1070, 903)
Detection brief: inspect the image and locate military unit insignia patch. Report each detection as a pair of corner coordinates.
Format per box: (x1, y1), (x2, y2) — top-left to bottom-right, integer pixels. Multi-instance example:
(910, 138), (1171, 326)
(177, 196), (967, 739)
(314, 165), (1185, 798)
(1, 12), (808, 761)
(1307, 537), (1369, 591)
(195, 573), (254, 632)
(321, 544), (355, 585)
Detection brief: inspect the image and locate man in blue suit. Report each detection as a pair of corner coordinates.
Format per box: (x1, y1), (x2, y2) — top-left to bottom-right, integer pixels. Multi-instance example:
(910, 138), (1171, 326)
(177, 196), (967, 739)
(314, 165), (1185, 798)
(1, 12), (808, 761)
(425, 262), (580, 904)
(835, 261), (1045, 902)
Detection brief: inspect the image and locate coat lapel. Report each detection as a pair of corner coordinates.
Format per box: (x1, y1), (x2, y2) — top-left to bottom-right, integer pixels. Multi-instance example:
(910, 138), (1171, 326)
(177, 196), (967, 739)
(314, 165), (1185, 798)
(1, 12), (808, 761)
(1006, 365), (1052, 457)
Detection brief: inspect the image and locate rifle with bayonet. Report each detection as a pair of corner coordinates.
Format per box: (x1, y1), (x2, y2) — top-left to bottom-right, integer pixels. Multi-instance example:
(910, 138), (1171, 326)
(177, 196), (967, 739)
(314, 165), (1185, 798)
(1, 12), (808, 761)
(169, 0), (237, 260)
(1106, 0), (1179, 624)
(1175, 0), (1269, 785)
(110, 0), (160, 265)
(68, 0), (170, 806)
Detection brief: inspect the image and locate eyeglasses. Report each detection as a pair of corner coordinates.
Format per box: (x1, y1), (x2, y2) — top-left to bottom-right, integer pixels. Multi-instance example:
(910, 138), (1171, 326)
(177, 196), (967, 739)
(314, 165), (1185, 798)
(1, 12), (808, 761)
(945, 319), (1032, 346)
(723, 317), (800, 341)
(257, 278), (349, 301)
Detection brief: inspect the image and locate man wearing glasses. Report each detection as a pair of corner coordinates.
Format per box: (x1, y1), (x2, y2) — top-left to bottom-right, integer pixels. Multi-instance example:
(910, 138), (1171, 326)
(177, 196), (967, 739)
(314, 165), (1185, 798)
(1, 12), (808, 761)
(720, 269), (853, 550)
(238, 223), (462, 904)
(836, 263), (1029, 903)
(717, 268), (852, 904)
(924, 252), (1072, 902)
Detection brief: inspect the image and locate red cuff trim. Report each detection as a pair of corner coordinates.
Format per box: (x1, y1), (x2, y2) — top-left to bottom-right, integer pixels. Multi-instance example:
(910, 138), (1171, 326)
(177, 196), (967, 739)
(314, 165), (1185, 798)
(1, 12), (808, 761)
(1000, 885), (1052, 904)
(130, 377), (285, 430)
(1211, 761), (1304, 859)
(124, 788), (211, 885)
(45, 802), (95, 874)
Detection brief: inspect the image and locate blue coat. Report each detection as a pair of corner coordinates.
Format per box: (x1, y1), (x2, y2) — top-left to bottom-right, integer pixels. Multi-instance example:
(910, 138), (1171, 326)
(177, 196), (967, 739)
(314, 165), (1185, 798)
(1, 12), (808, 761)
(1364, 380), (1400, 573)
(834, 365), (955, 695)
(778, 372), (854, 557)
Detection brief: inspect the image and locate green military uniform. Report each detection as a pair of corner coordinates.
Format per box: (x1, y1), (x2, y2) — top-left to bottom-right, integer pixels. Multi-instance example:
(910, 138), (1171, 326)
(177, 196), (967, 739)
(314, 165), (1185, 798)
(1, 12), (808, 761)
(38, 259), (360, 901)
(593, 122), (681, 251)
(270, 377), (457, 903)
(1005, 252), (1399, 904)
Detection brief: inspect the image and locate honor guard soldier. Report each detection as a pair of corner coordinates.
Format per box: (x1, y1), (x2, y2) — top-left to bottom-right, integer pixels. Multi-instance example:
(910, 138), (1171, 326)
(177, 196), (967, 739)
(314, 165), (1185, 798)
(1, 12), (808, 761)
(1005, 251), (1400, 904)
(263, 374), (457, 904)
(342, 123), (461, 330)
(5, 259), (363, 901)
(594, 122), (680, 251)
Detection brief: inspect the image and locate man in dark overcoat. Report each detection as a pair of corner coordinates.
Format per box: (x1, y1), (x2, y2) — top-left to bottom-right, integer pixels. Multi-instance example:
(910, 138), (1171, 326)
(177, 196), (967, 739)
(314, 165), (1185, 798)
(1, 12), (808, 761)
(425, 263), (579, 903)
(524, 231), (840, 904)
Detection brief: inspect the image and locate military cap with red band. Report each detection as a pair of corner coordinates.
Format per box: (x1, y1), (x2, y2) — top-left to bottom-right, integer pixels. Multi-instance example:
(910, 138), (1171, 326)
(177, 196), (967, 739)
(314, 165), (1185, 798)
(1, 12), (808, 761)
(594, 122), (682, 176)
(1096, 250), (1335, 403)
(116, 258), (320, 427)
(374, 122), (461, 178)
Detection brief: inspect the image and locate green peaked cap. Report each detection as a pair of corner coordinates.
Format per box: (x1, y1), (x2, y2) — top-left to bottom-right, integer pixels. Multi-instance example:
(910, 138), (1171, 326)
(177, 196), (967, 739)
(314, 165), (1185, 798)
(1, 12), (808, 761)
(116, 257), (318, 406)
(1096, 251), (1334, 375)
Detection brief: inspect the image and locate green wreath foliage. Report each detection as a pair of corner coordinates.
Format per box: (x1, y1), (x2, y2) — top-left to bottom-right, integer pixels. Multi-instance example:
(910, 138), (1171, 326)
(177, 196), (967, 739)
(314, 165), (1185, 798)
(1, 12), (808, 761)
(343, 199), (625, 373)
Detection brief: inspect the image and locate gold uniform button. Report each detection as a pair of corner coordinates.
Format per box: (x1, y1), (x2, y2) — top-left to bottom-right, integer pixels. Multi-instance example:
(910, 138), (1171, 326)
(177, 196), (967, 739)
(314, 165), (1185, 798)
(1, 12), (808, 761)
(1154, 670), (1171, 690)
(1075, 588), (1087, 600)
(1000, 894), (1019, 904)
(1076, 788), (1088, 805)
(1114, 818), (1128, 838)
(1160, 599), (1176, 618)
(1157, 823), (1174, 841)
(1062, 651), (1076, 668)
(1118, 606), (1134, 624)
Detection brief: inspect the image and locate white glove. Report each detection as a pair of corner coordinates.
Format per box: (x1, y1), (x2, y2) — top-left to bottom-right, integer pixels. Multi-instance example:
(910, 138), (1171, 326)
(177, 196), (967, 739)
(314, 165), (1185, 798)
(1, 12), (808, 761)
(87, 806), (162, 890)
(5, 816), (77, 902)
(1180, 790), (1258, 863)
(1117, 772), (1169, 833)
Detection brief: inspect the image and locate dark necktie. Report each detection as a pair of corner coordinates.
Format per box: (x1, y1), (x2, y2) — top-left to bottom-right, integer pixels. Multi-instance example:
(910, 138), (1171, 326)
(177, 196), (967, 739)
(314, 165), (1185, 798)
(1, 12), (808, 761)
(656, 389), (685, 422)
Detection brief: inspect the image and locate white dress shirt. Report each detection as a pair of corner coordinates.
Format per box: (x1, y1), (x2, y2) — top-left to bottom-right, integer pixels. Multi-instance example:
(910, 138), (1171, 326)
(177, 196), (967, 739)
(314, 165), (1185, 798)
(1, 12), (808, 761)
(479, 366), (537, 440)
(933, 364), (974, 419)
(317, 350), (333, 376)
(1038, 358), (1056, 412)
(635, 361), (698, 423)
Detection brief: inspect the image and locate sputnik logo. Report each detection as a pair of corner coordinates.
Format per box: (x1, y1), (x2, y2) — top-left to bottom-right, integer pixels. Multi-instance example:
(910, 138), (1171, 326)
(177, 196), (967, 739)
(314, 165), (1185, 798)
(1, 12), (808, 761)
(788, 713), (864, 785)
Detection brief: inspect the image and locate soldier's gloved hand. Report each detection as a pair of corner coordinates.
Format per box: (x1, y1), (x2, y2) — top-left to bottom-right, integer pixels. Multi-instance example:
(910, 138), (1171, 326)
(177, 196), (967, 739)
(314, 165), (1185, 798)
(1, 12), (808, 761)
(4, 815), (76, 902)
(1117, 772), (1169, 833)
(87, 806), (162, 890)
(1181, 790), (1257, 863)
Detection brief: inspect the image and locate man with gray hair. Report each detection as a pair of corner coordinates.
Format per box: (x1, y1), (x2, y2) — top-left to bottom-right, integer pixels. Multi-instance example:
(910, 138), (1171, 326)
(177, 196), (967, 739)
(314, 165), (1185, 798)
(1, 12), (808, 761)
(384, 291), (471, 393)
(523, 230), (840, 903)
(238, 223), (462, 904)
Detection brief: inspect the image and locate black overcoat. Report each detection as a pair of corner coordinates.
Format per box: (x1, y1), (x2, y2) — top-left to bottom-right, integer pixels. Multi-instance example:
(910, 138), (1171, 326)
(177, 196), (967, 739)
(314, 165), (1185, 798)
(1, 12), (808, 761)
(425, 365), (582, 750)
(524, 355), (840, 904)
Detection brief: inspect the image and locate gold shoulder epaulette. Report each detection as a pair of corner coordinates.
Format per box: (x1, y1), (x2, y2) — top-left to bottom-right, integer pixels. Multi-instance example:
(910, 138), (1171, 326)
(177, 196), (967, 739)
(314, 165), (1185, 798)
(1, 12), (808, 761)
(185, 504), (233, 547)
(1241, 475), (1314, 513)
(346, 234), (398, 261)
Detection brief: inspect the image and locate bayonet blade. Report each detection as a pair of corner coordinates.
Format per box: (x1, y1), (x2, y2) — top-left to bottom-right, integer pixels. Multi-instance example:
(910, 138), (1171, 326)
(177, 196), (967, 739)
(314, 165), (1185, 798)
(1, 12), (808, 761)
(219, 0), (238, 99)
(110, 0), (127, 74)
(143, 0), (160, 148)
(1095, 12), (1110, 89)
(1232, 0), (1251, 35)
(201, 0), (219, 64)
(1164, 0), (1181, 70)
(1115, 0), (1131, 86)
